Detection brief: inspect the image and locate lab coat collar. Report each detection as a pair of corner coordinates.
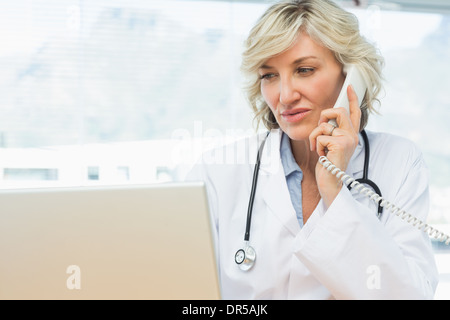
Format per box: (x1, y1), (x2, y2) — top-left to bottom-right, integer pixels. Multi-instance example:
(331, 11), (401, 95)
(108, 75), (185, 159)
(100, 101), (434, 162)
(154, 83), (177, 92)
(346, 131), (365, 178)
(258, 129), (283, 175)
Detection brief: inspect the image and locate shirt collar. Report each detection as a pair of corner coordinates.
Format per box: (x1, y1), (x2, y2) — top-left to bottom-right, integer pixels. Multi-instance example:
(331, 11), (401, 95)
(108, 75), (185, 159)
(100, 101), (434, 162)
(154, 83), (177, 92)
(280, 132), (302, 177)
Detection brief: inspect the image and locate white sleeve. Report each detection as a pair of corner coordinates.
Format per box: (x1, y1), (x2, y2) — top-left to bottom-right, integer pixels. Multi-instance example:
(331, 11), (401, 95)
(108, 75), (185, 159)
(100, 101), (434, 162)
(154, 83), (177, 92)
(293, 153), (439, 300)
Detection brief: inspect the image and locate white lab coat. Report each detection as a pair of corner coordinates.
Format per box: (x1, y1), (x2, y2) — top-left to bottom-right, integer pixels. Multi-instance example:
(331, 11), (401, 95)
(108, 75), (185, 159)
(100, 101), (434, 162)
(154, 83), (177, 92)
(185, 129), (439, 300)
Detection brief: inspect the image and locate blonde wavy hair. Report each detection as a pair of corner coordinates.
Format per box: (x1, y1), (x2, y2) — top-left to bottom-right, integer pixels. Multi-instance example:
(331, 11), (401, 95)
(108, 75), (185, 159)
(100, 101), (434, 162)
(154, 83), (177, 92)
(241, 0), (384, 131)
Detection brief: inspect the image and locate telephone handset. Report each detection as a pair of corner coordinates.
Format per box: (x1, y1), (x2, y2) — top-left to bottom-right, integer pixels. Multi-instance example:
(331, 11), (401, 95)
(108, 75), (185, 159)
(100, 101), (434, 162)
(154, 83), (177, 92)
(329, 64), (368, 127)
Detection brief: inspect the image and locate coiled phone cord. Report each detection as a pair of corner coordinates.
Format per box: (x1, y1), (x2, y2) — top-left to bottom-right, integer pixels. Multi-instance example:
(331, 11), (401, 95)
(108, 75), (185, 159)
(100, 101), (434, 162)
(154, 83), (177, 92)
(318, 156), (450, 245)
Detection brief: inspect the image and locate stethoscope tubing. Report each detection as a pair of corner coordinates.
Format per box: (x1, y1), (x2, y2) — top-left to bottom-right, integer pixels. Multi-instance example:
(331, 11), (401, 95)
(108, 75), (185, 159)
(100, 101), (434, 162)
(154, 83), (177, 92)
(347, 130), (383, 218)
(244, 131), (270, 242)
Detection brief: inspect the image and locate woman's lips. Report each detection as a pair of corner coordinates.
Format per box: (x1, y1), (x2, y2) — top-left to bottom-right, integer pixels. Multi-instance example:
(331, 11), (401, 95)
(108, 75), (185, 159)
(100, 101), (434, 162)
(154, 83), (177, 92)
(280, 108), (311, 123)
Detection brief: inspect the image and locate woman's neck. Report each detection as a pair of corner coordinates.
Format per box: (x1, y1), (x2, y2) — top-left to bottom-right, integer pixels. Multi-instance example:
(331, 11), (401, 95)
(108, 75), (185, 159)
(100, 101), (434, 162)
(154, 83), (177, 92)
(289, 138), (319, 175)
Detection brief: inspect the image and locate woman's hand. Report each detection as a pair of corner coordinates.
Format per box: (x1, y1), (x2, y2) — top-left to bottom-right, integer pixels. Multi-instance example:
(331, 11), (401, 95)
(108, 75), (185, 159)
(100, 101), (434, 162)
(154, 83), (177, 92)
(309, 85), (362, 208)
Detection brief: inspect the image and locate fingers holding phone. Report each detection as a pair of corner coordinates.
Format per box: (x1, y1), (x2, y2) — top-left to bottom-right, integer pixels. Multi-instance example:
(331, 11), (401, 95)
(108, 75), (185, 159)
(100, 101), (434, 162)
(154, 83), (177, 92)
(310, 85), (360, 158)
(310, 84), (362, 207)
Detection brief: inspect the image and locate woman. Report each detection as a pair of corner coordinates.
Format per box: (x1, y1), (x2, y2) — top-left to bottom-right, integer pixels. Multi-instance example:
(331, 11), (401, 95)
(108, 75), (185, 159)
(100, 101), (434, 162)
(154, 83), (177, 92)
(186, 0), (438, 299)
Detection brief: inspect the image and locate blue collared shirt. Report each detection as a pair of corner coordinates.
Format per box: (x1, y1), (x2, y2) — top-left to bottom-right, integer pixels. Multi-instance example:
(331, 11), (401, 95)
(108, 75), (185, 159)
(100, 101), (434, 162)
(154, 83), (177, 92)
(280, 132), (304, 227)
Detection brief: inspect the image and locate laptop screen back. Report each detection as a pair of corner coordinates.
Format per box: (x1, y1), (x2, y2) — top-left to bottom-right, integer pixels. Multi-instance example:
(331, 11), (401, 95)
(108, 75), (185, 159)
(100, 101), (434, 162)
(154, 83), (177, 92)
(0, 182), (220, 300)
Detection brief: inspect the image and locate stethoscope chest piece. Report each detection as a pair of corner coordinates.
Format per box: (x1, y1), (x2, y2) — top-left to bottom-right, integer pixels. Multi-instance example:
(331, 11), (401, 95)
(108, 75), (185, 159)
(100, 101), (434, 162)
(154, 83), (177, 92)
(235, 244), (256, 271)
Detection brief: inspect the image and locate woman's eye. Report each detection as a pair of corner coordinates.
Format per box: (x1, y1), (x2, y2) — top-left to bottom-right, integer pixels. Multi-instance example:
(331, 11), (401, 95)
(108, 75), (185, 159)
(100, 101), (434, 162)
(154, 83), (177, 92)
(259, 73), (277, 80)
(296, 67), (314, 75)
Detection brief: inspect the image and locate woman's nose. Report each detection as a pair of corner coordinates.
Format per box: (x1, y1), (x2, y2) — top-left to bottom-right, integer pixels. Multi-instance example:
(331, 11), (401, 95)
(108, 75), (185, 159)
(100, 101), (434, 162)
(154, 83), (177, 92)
(279, 76), (301, 106)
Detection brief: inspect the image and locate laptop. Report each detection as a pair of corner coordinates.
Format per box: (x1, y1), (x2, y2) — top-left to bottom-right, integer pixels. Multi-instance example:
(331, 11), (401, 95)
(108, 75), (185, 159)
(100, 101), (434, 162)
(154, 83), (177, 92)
(0, 182), (221, 300)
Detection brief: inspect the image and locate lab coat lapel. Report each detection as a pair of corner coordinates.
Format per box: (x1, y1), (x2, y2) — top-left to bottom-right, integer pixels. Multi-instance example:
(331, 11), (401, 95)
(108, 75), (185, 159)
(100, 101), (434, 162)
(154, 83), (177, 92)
(258, 129), (300, 237)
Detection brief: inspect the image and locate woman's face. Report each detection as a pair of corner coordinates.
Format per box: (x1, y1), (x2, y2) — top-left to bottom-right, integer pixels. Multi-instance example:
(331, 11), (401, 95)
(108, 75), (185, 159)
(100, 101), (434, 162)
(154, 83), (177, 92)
(259, 32), (345, 141)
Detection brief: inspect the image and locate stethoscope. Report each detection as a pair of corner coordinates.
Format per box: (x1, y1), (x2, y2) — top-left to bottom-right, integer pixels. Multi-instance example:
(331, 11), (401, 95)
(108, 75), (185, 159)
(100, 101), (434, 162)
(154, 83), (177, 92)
(234, 129), (383, 271)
